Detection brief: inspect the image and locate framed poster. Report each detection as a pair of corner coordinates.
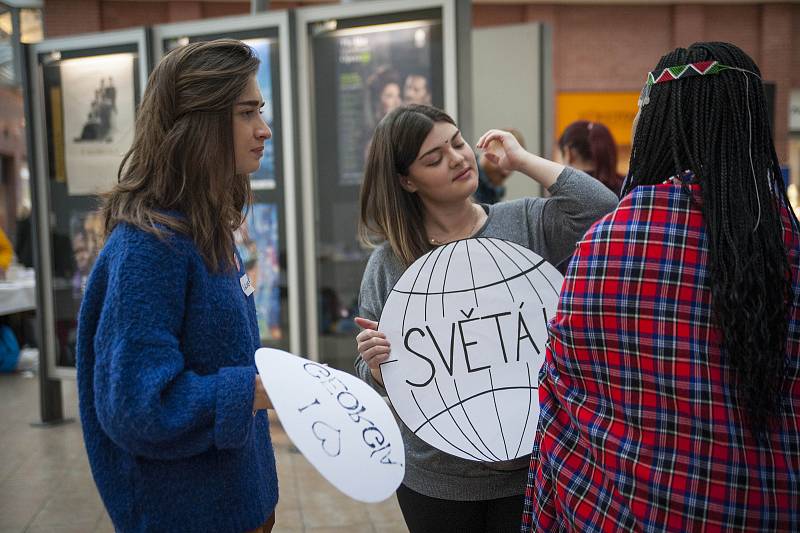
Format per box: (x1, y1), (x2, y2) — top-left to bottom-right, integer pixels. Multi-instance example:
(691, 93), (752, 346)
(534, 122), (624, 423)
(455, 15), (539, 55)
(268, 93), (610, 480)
(236, 203), (282, 341)
(314, 19), (444, 186)
(153, 11), (300, 355)
(297, 0), (472, 365)
(26, 28), (149, 379)
(60, 53), (136, 196)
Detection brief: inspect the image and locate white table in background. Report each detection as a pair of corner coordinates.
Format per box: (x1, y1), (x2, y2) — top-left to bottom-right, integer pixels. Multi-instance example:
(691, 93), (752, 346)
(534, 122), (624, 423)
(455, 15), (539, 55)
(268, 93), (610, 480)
(0, 276), (36, 316)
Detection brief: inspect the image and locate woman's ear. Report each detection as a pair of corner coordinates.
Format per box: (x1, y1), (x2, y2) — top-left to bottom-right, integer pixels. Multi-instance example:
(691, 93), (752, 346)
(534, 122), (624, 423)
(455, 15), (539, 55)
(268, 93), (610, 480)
(399, 175), (418, 193)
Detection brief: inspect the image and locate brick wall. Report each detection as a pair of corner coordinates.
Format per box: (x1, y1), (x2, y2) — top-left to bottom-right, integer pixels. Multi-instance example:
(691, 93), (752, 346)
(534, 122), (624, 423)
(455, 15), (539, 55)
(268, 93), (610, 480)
(555, 5), (672, 92)
(794, 7), (800, 88)
(167, 1), (203, 22)
(760, 4), (793, 159)
(43, 0), (101, 37)
(43, 1), (250, 36)
(102, 2), (169, 31)
(473, 2), (799, 161)
(42, 0), (342, 34)
(201, 2), (250, 18)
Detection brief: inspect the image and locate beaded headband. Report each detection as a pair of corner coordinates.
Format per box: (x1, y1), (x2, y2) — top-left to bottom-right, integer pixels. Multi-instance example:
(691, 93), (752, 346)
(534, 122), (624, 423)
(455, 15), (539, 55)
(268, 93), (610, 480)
(638, 60), (761, 106)
(633, 59), (764, 231)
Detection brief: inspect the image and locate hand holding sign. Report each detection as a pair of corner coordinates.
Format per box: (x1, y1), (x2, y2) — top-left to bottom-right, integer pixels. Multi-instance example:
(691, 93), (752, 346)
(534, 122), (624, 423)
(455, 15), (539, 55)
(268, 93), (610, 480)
(255, 348), (405, 503)
(355, 317), (390, 385)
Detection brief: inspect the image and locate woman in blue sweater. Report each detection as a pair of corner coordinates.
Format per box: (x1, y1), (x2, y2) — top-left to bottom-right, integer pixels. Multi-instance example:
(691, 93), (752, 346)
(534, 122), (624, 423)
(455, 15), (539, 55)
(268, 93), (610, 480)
(76, 39), (278, 533)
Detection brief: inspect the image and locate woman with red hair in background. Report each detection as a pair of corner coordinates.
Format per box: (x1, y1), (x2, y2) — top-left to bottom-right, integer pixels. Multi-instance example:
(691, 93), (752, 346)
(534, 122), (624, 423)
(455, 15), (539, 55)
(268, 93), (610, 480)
(557, 120), (623, 197)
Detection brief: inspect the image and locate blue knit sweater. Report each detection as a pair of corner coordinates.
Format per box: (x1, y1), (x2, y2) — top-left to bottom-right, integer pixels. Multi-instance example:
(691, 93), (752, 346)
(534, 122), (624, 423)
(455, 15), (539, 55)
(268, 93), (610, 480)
(76, 223), (278, 533)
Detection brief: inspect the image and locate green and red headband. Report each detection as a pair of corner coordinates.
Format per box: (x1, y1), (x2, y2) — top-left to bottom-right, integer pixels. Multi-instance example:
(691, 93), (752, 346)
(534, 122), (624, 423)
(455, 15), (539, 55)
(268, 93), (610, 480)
(639, 60), (760, 106)
(634, 59), (765, 230)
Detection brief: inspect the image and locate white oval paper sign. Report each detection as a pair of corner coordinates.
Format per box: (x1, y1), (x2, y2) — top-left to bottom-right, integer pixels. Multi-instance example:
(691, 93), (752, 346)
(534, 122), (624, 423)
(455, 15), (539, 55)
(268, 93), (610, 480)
(378, 238), (563, 462)
(255, 348), (405, 502)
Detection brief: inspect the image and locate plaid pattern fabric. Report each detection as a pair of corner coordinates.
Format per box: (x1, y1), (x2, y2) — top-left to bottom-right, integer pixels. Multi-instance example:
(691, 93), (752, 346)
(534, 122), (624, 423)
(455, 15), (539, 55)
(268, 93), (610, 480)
(522, 176), (800, 532)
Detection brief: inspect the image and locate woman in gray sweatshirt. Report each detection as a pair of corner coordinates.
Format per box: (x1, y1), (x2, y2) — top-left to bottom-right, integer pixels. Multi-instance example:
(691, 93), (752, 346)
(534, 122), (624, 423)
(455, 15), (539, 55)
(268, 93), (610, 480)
(354, 104), (617, 532)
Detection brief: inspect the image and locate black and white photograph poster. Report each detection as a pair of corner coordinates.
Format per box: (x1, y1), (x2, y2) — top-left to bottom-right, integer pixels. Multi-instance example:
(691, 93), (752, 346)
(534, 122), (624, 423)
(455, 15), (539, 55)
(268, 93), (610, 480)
(60, 53), (136, 196)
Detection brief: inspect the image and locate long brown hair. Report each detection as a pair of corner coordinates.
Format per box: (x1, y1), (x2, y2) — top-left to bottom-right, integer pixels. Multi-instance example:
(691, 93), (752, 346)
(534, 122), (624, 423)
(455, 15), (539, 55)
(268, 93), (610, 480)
(358, 104), (456, 267)
(102, 39), (259, 271)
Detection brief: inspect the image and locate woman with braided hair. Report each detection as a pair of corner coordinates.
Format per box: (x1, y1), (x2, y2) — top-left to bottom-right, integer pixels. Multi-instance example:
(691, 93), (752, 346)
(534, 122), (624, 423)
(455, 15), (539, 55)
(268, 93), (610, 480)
(523, 41), (800, 531)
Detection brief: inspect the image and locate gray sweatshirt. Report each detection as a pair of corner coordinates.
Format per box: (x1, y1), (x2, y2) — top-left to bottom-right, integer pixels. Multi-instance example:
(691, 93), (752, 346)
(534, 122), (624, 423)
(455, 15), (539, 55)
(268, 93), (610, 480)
(355, 167), (618, 500)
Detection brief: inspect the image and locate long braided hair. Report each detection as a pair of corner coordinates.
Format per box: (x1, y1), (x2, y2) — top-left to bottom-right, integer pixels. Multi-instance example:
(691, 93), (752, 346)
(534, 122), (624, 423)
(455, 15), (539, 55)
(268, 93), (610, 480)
(623, 42), (796, 436)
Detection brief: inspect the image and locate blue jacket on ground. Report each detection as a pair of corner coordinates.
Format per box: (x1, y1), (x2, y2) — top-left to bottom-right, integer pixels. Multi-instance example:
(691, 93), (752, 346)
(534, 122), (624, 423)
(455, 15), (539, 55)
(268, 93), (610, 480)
(76, 222), (278, 533)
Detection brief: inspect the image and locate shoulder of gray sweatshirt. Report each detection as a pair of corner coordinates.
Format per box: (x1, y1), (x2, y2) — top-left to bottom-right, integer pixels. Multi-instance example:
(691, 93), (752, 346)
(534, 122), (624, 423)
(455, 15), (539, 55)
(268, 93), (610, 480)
(355, 167), (619, 501)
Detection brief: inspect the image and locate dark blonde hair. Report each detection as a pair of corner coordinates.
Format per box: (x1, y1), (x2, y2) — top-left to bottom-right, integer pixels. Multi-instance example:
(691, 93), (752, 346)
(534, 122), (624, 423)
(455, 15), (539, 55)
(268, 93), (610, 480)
(358, 104), (456, 267)
(102, 39), (259, 271)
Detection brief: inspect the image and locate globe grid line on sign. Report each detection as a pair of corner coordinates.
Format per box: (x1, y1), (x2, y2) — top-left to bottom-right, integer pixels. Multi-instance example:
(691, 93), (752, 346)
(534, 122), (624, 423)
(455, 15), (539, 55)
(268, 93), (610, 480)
(453, 379), (503, 461)
(390, 259), (546, 297)
(503, 239), (559, 300)
(506, 238), (559, 299)
(475, 239), (516, 303)
(464, 240), (481, 308)
(440, 242), (459, 319)
(433, 377), (496, 461)
(503, 239), (560, 297)
(423, 245), (448, 323)
(486, 238), (545, 305)
(487, 367), (510, 460)
(410, 387), (489, 462)
(410, 383), (538, 434)
(401, 245), (439, 337)
(512, 363), (535, 459)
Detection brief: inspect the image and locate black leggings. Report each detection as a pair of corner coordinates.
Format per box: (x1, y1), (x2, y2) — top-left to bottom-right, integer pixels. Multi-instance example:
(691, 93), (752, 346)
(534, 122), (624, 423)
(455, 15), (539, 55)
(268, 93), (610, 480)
(396, 484), (524, 533)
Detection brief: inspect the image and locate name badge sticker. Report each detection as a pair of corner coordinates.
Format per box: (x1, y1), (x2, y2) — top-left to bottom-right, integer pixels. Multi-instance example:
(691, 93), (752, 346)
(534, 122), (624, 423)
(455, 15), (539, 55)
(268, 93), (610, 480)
(240, 273), (255, 296)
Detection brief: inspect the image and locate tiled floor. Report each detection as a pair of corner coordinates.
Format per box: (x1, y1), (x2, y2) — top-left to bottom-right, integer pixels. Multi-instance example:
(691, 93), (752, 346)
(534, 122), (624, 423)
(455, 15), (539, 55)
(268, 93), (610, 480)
(0, 373), (407, 533)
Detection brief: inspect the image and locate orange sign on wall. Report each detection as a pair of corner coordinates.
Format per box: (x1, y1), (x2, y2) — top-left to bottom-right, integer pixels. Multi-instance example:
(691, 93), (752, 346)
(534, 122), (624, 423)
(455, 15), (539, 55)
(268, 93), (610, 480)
(556, 92), (639, 174)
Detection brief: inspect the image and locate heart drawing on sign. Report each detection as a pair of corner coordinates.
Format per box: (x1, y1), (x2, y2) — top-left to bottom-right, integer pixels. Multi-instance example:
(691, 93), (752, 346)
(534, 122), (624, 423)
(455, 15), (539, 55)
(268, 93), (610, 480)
(312, 421), (342, 457)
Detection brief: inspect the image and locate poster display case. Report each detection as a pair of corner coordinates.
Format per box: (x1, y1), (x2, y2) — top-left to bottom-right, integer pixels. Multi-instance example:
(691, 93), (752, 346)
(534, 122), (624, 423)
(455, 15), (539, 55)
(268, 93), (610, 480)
(26, 28), (149, 379)
(152, 12), (301, 355)
(296, 0), (472, 367)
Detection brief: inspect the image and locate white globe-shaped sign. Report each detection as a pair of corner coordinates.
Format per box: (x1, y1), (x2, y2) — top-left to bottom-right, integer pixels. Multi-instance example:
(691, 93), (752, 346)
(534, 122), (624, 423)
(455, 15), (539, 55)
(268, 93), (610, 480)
(379, 238), (563, 461)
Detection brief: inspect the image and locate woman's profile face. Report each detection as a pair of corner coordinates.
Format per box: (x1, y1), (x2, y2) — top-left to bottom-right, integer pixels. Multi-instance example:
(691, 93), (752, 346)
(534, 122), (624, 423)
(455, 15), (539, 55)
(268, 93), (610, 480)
(380, 83), (402, 116)
(233, 74), (272, 175)
(402, 121), (478, 205)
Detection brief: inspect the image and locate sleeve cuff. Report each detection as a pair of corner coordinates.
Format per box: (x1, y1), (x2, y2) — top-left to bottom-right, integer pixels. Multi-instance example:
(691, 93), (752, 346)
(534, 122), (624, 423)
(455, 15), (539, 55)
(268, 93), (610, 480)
(547, 166), (579, 195)
(214, 366), (257, 450)
(366, 368), (389, 396)
(354, 355), (388, 396)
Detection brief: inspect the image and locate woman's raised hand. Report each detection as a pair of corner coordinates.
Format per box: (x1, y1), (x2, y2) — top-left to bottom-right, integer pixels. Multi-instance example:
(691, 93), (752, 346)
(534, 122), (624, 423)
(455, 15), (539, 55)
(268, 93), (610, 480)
(476, 129), (530, 173)
(478, 128), (564, 189)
